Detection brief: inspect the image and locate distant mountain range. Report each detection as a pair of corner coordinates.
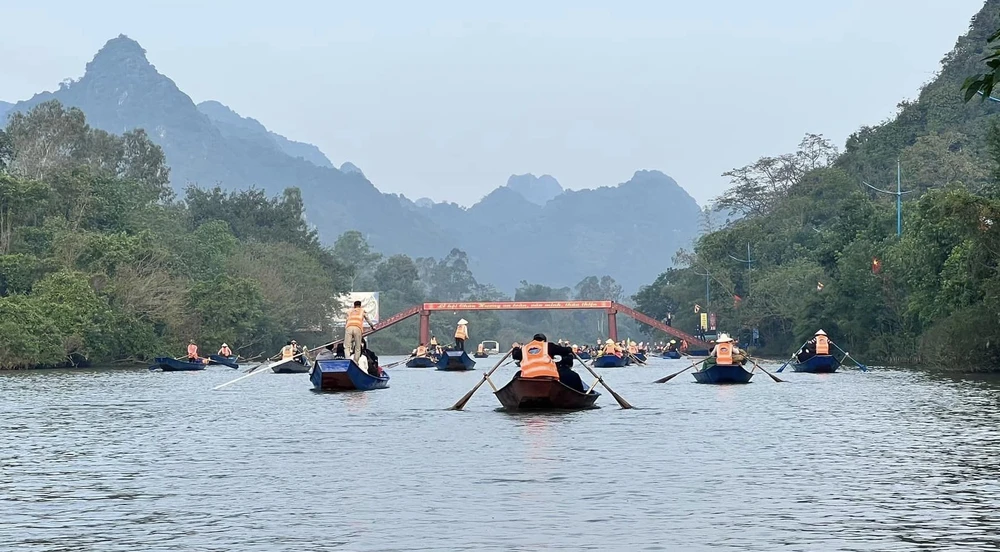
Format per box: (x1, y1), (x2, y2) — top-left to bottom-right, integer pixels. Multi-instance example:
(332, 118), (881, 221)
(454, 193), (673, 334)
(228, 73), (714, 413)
(1, 35), (702, 291)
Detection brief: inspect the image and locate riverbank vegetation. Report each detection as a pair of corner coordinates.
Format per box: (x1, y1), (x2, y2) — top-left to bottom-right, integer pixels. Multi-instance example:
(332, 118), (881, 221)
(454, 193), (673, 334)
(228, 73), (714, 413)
(634, 6), (1000, 370)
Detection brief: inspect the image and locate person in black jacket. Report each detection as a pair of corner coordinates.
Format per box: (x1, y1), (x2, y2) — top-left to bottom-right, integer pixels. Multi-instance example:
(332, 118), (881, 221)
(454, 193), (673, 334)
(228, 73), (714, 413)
(511, 333), (587, 393)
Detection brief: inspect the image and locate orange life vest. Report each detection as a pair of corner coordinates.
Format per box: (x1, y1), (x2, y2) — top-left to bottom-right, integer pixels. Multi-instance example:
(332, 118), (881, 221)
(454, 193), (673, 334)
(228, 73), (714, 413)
(346, 307), (365, 329)
(716, 343), (733, 365)
(628, 345), (638, 355)
(520, 340), (559, 379)
(281, 345), (295, 360)
(187, 344), (198, 358)
(416, 345), (427, 356)
(816, 335), (829, 355)
(219, 346), (232, 357)
(455, 325), (468, 340)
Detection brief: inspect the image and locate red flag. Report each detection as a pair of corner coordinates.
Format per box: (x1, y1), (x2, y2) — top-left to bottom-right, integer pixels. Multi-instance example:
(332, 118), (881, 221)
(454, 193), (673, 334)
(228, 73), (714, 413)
(872, 258), (882, 274)
(733, 294), (742, 307)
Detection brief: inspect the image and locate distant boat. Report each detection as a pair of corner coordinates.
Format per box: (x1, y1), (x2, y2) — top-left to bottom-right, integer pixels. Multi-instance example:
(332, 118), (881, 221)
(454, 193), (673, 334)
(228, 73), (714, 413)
(661, 350), (681, 359)
(593, 355), (628, 368)
(576, 351), (592, 360)
(208, 355), (239, 369)
(310, 359), (389, 391)
(436, 350), (476, 371)
(473, 352), (489, 358)
(692, 364), (753, 384)
(494, 376), (600, 411)
(632, 353), (647, 363)
(791, 354), (840, 373)
(405, 356), (437, 368)
(152, 357), (207, 372)
(269, 357), (310, 373)
(686, 348), (711, 357)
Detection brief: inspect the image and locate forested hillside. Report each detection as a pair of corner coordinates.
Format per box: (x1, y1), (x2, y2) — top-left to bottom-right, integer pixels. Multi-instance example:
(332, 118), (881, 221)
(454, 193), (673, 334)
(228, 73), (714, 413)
(634, 0), (1000, 370)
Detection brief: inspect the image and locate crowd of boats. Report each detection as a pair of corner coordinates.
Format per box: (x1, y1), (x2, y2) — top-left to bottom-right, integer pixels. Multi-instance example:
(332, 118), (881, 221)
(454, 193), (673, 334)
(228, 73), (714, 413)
(148, 328), (867, 412)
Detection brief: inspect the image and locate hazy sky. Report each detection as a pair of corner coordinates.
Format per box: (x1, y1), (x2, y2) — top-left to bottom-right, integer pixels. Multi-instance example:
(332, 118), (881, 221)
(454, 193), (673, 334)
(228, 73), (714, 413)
(0, 0), (986, 206)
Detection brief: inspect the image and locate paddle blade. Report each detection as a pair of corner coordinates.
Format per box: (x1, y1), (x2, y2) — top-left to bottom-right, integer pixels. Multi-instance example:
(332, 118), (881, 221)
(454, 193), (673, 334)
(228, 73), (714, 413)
(606, 386), (633, 409)
(450, 389), (478, 411)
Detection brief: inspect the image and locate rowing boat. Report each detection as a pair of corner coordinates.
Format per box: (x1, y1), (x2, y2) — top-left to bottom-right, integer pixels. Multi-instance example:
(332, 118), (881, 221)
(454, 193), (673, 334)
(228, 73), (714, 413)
(405, 356), (437, 368)
(592, 354), (628, 368)
(692, 363), (753, 384)
(269, 357), (310, 373)
(790, 354), (840, 373)
(152, 357), (207, 372)
(436, 350), (476, 371)
(494, 376), (600, 411)
(208, 355), (239, 369)
(310, 359), (390, 391)
(661, 350), (681, 359)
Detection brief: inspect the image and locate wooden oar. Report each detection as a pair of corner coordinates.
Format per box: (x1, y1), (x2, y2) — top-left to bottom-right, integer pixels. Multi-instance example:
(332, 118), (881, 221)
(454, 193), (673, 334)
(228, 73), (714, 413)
(627, 352), (646, 366)
(777, 340), (810, 372)
(747, 358), (784, 383)
(213, 363), (274, 390)
(574, 353), (633, 409)
(832, 343), (869, 371)
(381, 358), (410, 370)
(450, 348), (514, 411)
(654, 357), (708, 383)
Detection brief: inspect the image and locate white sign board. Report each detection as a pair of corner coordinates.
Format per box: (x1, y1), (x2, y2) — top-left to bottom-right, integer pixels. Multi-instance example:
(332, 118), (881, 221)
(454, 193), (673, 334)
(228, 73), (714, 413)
(331, 292), (380, 326)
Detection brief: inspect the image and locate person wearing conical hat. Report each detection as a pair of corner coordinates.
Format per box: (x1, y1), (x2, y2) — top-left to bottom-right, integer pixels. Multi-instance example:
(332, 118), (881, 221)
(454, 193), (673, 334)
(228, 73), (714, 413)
(454, 318), (469, 351)
(603, 338), (622, 357)
(706, 333), (746, 367)
(796, 329), (834, 362)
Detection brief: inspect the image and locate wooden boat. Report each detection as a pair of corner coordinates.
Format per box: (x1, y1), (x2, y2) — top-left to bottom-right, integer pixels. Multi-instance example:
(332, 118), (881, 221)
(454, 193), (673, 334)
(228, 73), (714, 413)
(632, 353), (647, 363)
(153, 357), (207, 372)
(661, 350), (681, 359)
(436, 350), (476, 371)
(593, 354), (628, 368)
(791, 354), (840, 373)
(576, 351), (592, 360)
(692, 363), (753, 384)
(494, 376), (600, 411)
(405, 356), (437, 368)
(310, 359), (389, 391)
(208, 354), (239, 369)
(473, 352), (489, 358)
(686, 348), (711, 357)
(270, 357), (310, 374)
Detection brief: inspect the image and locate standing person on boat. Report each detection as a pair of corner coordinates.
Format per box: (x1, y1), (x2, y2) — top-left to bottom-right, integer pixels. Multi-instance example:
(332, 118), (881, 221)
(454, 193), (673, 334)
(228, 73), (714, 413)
(512, 333), (587, 393)
(187, 340), (199, 362)
(344, 300), (375, 364)
(217, 343), (232, 358)
(454, 319), (469, 351)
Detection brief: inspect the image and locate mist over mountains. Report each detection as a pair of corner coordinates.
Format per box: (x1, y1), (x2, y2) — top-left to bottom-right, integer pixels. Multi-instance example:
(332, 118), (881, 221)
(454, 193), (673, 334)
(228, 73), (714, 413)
(3, 35), (702, 292)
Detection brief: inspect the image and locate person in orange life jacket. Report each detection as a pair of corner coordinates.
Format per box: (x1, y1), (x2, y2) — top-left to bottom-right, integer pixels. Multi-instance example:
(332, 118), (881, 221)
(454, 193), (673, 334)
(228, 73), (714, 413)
(344, 300), (375, 364)
(217, 343), (232, 358)
(511, 333), (587, 393)
(797, 329), (833, 362)
(454, 319), (469, 351)
(706, 333), (745, 367)
(187, 340), (199, 362)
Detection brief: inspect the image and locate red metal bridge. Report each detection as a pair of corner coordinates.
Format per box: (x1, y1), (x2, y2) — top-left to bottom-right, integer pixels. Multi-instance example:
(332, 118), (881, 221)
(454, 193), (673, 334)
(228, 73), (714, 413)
(357, 301), (709, 348)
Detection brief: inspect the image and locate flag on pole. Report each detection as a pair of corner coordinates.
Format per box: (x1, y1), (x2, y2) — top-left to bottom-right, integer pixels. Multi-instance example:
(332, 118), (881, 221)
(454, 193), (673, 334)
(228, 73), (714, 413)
(816, 281), (824, 291)
(733, 295), (742, 308)
(872, 258), (882, 274)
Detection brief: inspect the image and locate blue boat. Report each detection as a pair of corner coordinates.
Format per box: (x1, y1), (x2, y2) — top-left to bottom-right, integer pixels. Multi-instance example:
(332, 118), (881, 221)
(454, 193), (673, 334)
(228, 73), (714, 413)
(661, 350), (681, 359)
(152, 357), (207, 372)
(593, 355), (628, 368)
(208, 355), (239, 369)
(436, 350), (476, 371)
(577, 351), (592, 360)
(310, 359), (389, 391)
(632, 353), (647, 363)
(686, 348), (711, 357)
(692, 364), (753, 384)
(791, 354), (840, 373)
(405, 356), (437, 368)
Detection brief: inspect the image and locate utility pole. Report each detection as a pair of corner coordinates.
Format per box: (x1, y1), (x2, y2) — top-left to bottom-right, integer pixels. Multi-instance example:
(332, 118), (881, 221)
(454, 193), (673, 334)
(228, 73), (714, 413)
(864, 159), (913, 237)
(728, 242), (753, 298)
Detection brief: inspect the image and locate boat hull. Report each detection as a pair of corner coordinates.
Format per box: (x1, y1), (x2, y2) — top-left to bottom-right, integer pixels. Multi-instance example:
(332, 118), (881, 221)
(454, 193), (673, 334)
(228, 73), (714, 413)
(593, 355), (628, 368)
(270, 358), (310, 373)
(661, 350), (681, 359)
(473, 352), (489, 358)
(686, 349), (710, 357)
(436, 351), (476, 371)
(576, 351), (592, 360)
(494, 376), (600, 411)
(633, 353), (647, 363)
(405, 356), (437, 368)
(208, 355), (239, 369)
(693, 364), (753, 384)
(154, 357), (207, 371)
(311, 359), (389, 391)
(791, 354), (840, 373)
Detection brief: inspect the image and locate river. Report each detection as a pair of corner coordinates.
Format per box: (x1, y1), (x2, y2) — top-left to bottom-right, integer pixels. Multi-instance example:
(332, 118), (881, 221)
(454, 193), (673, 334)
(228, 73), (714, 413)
(2, 356), (999, 551)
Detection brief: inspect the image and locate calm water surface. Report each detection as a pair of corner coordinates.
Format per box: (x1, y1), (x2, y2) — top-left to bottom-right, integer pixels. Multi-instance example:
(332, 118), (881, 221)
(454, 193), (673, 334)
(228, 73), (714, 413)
(2, 357), (1000, 551)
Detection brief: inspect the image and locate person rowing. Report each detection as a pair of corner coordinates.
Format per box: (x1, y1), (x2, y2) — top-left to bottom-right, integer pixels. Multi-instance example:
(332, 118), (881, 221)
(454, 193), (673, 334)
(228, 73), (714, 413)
(796, 329), (833, 362)
(511, 333), (587, 393)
